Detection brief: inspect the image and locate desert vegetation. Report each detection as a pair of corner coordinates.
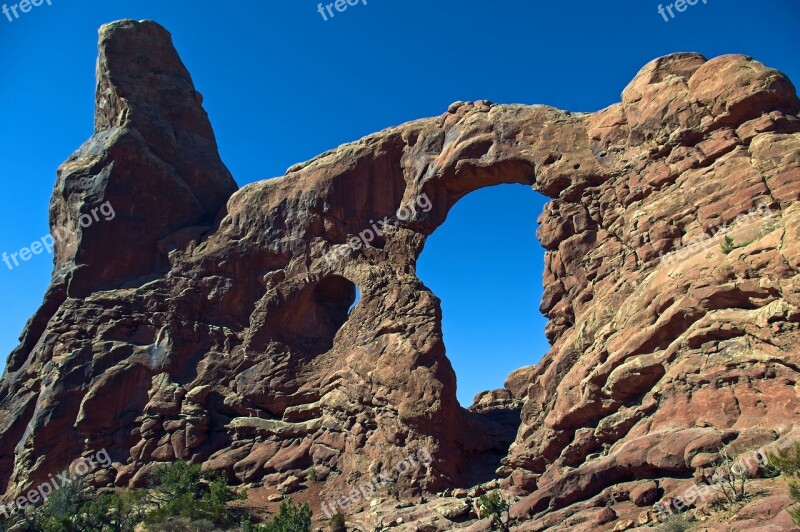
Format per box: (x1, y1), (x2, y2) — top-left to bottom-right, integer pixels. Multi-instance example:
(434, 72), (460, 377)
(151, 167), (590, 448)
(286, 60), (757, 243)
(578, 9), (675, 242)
(478, 491), (511, 531)
(768, 440), (800, 525)
(0, 462), (313, 532)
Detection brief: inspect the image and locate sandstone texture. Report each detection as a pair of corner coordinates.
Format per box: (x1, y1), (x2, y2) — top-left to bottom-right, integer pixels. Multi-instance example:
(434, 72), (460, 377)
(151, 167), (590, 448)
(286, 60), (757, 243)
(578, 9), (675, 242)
(1, 19), (800, 531)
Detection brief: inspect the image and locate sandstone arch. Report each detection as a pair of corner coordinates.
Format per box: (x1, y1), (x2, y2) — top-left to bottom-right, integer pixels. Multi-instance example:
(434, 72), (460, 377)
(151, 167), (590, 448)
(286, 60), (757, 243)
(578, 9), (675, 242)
(1, 19), (799, 529)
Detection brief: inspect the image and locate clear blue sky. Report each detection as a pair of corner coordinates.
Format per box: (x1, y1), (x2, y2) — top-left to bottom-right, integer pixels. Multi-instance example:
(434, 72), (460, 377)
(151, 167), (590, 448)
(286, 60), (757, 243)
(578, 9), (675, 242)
(0, 1), (797, 406)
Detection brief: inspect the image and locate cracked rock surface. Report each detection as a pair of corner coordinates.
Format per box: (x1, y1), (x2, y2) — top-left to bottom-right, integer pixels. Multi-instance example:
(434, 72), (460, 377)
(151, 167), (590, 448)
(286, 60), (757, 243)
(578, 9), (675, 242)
(1, 19), (799, 530)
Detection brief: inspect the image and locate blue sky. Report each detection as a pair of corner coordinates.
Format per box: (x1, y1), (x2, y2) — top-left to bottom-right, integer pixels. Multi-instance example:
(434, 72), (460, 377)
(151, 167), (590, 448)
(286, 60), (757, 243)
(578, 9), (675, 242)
(0, 1), (797, 406)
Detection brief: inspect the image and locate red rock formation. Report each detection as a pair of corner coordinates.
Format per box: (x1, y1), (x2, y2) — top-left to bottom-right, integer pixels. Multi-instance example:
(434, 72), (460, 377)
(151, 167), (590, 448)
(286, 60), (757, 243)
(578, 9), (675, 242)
(504, 54), (800, 529)
(1, 20), (799, 530)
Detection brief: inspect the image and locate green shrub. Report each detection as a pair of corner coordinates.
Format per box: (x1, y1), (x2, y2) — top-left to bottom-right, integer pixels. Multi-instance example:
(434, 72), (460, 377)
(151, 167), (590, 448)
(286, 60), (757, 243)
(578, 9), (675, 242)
(721, 235), (736, 254)
(657, 512), (694, 532)
(1, 461), (253, 532)
(305, 468), (318, 483)
(248, 500), (312, 532)
(11, 480), (143, 532)
(710, 446), (750, 511)
(76, 490), (145, 532)
(28, 480), (84, 531)
(328, 512), (346, 532)
(478, 491), (510, 531)
(145, 461), (244, 528)
(768, 441), (800, 525)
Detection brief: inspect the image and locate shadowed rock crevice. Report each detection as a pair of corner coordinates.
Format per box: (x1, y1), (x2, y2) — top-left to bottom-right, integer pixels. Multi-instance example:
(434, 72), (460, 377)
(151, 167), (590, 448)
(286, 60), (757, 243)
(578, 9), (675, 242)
(272, 275), (358, 358)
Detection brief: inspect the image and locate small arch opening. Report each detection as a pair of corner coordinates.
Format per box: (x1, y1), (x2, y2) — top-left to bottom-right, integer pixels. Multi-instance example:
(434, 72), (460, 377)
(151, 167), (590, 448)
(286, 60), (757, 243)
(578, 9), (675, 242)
(276, 274), (358, 357)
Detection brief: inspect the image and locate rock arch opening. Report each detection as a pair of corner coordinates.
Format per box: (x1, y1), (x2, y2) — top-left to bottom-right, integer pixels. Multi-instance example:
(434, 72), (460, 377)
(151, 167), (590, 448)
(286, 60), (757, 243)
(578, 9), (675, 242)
(417, 184), (550, 407)
(276, 274), (358, 357)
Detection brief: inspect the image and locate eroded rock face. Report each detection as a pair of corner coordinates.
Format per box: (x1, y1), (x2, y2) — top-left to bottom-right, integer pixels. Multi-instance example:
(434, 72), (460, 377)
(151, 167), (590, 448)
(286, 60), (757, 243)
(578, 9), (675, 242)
(53, 19), (238, 300)
(503, 54), (800, 528)
(1, 20), (799, 529)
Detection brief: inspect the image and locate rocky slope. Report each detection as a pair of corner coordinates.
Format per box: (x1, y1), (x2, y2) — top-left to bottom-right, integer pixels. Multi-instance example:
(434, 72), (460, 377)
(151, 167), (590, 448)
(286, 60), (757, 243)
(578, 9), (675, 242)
(1, 19), (799, 531)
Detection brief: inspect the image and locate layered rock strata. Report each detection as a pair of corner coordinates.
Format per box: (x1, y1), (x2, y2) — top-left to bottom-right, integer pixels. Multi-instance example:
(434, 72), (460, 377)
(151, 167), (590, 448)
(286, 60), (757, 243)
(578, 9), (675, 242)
(1, 19), (799, 530)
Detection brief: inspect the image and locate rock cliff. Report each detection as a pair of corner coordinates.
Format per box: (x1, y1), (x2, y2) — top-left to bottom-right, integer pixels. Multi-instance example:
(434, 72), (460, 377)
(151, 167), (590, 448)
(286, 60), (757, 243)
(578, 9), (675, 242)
(1, 19), (799, 530)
